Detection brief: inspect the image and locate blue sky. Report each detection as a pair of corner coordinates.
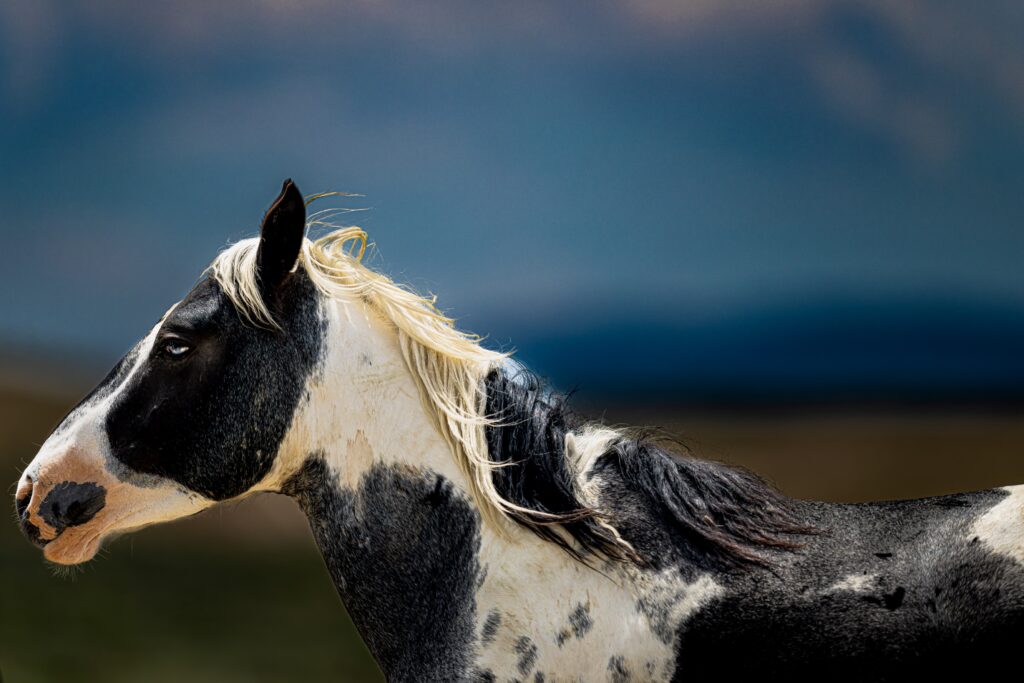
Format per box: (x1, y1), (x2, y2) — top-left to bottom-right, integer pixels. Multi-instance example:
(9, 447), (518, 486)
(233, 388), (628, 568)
(2, 1), (1023, 396)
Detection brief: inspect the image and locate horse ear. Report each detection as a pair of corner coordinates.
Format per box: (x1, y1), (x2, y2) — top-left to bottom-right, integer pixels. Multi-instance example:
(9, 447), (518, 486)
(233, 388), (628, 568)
(257, 179), (306, 292)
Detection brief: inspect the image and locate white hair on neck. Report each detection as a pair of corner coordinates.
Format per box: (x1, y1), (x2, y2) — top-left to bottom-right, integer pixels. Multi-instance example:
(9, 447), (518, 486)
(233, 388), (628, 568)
(208, 222), (562, 534)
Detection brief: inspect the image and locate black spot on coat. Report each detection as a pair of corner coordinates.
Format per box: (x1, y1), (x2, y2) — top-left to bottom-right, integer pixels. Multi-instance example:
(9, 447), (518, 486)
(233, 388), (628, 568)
(514, 636), (538, 676)
(284, 458), (481, 681)
(481, 610), (501, 646)
(608, 655), (630, 682)
(568, 603), (593, 639)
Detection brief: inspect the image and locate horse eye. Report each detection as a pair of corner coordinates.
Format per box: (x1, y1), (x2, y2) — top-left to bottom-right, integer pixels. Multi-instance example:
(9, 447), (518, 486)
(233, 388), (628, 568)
(162, 340), (192, 359)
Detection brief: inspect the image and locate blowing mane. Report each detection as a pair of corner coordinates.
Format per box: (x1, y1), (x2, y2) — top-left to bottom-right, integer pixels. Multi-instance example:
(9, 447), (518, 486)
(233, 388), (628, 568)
(210, 222), (811, 566)
(208, 224), (550, 535)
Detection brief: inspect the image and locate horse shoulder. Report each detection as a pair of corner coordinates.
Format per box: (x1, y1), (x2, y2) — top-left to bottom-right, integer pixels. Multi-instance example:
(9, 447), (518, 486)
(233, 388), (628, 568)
(972, 484), (1024, 566)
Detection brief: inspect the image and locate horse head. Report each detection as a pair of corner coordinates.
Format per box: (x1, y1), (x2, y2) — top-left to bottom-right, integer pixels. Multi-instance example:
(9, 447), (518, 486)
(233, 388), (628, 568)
(15, 180), (324, 564)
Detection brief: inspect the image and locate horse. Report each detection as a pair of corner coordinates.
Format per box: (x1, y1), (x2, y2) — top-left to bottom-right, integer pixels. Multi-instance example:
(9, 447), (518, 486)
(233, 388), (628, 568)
(14, 180), (1024, 682)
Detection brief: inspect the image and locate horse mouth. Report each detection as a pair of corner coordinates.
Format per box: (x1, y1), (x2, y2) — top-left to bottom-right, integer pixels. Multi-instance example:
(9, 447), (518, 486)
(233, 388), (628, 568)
(17, 464), (214, 566)
(15, 472), (111, 564)
(41, 525), (106, 565)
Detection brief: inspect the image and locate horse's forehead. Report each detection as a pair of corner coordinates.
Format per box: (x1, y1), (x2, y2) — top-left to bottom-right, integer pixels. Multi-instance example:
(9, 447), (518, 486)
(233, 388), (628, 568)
(166, 277), (230, 326)
(179, 276), (221, 307)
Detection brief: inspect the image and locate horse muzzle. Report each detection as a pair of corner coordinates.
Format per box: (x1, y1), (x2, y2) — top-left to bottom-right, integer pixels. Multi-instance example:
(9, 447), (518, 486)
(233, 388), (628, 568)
(15, 442), (119, 564)
(16, 474), (107, 544)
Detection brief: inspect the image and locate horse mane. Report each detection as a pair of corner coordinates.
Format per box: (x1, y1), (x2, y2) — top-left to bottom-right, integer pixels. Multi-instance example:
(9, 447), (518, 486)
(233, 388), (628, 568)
(485, 363), (814, 568)
(483, 363), (636, 562)
(210, 220), (811, 567)
(209, 223), (542, 535)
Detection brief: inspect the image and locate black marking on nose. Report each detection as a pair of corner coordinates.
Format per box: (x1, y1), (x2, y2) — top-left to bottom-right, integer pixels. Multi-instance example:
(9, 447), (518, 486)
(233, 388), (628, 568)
(38, 481), (106, 534)
(20, 519), (49, 547)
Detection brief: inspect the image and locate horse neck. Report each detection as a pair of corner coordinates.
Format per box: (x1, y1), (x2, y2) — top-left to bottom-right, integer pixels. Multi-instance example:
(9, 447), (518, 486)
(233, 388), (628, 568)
(289, 296), (471, 487)
(276, 299), (533, 671)
(279, 299), (652, 676)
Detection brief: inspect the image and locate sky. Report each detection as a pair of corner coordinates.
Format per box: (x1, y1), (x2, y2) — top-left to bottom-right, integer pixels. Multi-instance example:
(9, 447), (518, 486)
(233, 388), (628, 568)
(1, 1), (1023, 398)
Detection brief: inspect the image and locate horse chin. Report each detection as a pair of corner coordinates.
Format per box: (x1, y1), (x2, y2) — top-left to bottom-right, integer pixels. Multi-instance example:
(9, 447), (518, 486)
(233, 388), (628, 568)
(42, 527), (104, 565)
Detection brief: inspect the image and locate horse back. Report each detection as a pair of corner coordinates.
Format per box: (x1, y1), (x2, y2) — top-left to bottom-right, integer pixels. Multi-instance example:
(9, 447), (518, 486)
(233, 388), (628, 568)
(673, 487), (1024, 681)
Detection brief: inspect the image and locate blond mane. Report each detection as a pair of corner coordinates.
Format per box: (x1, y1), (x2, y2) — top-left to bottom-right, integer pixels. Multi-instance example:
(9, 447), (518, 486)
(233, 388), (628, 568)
(208, 221), (558, 534)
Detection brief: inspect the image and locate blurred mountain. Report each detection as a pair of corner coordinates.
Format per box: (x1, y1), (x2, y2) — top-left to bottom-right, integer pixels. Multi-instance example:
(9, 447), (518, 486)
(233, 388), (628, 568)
(3, 294), (1023, 406)
(501, 294), (1024, 405)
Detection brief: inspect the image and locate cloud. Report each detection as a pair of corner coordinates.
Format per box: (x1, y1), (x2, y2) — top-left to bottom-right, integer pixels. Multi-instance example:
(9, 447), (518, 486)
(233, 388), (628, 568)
(0, 0), (60, 111)
(873, 0), (1024, 114)
(808, 47), (958, 165)
(818, 0), (1024, 165)
(613, 0), (821, 40)
(22, 2), (1024, 164)
(3, 1), (1024, 167)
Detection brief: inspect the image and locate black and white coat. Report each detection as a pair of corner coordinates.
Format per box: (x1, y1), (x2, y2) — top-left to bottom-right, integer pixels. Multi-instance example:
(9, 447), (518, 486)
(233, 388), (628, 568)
(15, 182), (1024, 681)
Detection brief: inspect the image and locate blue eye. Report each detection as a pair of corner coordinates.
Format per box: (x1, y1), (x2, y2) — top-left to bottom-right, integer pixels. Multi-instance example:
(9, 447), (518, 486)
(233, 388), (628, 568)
(162, 340), (192, 358)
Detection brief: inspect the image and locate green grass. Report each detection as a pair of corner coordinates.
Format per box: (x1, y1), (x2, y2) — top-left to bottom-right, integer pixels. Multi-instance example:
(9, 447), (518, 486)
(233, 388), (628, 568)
(0, 520), (383, 682)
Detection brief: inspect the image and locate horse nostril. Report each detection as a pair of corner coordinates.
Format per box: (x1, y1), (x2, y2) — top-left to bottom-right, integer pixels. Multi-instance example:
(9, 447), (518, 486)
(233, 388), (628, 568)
(15, 474), (32, 519)
(16, 476), (47, 547)
(15, 490), (30, 520)
(38, 482), (107, 533)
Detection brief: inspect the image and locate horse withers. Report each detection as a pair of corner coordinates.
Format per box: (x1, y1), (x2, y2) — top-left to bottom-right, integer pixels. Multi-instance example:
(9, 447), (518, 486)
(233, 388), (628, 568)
(15, 181), (1024, 681)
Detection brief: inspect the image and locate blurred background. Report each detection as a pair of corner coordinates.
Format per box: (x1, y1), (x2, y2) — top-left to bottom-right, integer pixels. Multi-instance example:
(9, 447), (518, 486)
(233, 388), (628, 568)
(2, 1), (1023, 680)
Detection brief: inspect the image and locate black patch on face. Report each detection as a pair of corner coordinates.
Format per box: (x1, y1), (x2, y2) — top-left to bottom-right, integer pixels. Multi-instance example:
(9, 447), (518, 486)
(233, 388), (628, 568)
(49, 346), (142, 438)
(672, 490), (1024, 681)
(284, 457), (481, 681)
(37, 481), (106, 534)
(106, 271), (324, 500)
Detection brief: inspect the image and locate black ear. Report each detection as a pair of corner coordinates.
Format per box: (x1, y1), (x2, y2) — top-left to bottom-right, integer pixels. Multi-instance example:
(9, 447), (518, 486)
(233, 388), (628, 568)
(256, 179), (306, 292)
